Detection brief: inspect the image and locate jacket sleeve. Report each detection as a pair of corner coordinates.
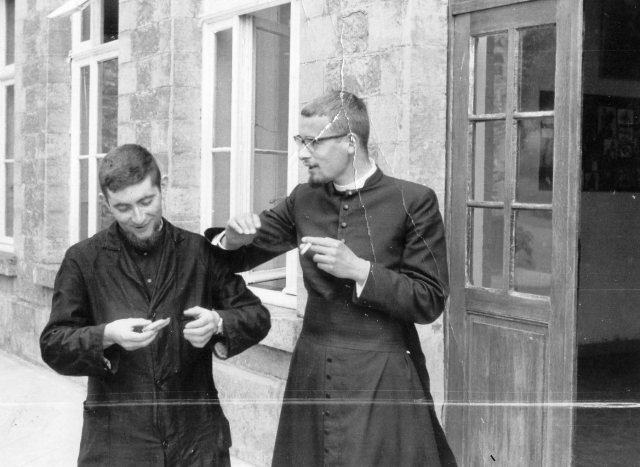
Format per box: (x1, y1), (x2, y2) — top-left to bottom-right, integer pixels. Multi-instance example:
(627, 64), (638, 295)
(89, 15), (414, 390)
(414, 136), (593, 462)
(40, 251), (118, 377)
(204, 186), (299, 273)
(206, 245), (272, 359)
(353, 188), (449, 324)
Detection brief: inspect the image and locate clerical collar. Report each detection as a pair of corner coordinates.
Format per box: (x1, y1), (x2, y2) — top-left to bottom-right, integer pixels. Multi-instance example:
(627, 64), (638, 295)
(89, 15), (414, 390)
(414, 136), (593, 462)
(333, 163), (377, 192)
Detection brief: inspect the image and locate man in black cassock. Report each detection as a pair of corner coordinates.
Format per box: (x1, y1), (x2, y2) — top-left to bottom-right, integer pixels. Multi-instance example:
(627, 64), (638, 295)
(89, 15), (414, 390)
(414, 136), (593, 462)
(207, 91), (456, 466)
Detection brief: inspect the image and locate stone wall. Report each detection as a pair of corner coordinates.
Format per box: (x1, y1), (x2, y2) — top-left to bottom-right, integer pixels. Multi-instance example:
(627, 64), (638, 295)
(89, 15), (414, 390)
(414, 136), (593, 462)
(0, 1), (450, 465)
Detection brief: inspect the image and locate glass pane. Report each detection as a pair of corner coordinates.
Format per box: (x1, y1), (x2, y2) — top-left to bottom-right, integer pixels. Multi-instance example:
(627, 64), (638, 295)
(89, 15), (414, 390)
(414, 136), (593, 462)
(516, 117), (554, 203)
(81, 5), (91, 42)
(80, 66), (90, 154)
(212, 151), (230, 227)
(519, 25), (556, 111)
(4, 161), (13, 237)
(5, 0), (14, 65)
(80, 158), (89, 240)
(96, 161), (113, 231)
(469, 207), (504, 288)
(471, 121), (506, 201)
(5, 85), (14, 158)
(514, 210), (552, 295)
(98, 59), (118, 153)
(103, 0), (119, 43)
(213, 29), (232, 147)
(474, 33), (508, 114)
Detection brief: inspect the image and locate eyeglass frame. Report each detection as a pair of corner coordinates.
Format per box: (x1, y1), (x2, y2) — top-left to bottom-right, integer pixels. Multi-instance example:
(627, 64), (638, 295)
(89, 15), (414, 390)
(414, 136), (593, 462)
(292, 132), (351, 151)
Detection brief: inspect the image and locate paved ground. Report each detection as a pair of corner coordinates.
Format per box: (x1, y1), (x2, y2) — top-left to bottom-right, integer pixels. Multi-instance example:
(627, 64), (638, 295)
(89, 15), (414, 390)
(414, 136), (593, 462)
(0, 350), (255, 467)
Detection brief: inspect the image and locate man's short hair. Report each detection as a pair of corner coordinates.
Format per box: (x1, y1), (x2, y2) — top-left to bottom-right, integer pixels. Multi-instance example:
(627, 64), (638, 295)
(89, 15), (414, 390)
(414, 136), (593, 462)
(99, 144), (161, 198)
(301, 90), (370, 148)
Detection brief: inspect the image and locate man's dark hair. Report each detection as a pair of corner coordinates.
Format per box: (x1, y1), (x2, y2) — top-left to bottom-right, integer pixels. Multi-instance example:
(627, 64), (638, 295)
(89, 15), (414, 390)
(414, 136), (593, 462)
(99, 144), (161, 198)
(301, 90), (370, 148)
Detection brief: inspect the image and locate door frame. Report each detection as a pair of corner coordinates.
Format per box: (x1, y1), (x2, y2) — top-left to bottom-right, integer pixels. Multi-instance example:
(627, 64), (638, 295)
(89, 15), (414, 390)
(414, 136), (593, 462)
(443, 0), (583, 464)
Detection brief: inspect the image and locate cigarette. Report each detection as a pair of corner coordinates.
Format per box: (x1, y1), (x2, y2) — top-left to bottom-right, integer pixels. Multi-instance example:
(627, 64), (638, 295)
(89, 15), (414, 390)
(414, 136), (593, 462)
(299, 242), (311, 255)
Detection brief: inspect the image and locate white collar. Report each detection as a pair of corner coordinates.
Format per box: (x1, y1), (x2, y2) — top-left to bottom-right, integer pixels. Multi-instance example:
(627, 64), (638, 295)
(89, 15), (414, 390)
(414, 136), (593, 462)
(333, 162), (377, 192)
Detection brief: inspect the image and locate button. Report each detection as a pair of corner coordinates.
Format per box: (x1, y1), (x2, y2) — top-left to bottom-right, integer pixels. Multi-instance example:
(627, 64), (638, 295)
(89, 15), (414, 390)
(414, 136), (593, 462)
(343, 204), (349, 210)
(325, 448), (329, 453)
(326, 374), (331, 380)
(162, 440), (169, 448)
(155, 379), (161, 386)
(327, 357), (332, 363)
(340, 222), (347, 228)
(147, 278), (153, 283)
(324, 428), (330, 435)
(143, 252), (148, 256)
(346, 190), (353, 196)
(324, 410), (330, 416)
(325, 393), (331, 399)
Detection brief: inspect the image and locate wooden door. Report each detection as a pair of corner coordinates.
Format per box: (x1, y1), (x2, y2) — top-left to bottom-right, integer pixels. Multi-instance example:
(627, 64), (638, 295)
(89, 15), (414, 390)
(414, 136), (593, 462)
(446, 0), (582, 465)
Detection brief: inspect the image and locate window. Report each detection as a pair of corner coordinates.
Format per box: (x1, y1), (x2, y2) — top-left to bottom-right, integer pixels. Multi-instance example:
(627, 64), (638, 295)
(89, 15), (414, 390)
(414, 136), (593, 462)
(201, 1), (299, 307)
(68, 0), (118, 243)
(0, 0), (15, 251)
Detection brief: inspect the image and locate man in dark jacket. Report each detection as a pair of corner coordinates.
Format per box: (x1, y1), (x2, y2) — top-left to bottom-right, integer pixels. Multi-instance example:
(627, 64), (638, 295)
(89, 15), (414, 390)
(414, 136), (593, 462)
(207, 91), (456, 466)
(40, 144), (270, 466)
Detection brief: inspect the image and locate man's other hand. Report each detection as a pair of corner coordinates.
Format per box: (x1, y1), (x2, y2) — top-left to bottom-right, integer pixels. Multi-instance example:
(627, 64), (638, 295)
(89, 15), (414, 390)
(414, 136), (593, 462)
(103, 318), (159, 350)
(302, 236), (370, 283)
(183, 306), (222, 348)
(223, 213), (261, 249)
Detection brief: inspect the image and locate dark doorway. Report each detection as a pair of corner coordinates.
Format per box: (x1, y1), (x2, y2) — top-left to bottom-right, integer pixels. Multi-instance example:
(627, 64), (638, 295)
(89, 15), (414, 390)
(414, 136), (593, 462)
(576, 1), (640, 464)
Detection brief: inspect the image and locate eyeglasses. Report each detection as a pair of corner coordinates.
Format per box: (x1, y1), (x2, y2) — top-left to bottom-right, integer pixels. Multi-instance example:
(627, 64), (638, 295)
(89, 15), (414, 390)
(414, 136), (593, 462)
(292, 133), (349, 151)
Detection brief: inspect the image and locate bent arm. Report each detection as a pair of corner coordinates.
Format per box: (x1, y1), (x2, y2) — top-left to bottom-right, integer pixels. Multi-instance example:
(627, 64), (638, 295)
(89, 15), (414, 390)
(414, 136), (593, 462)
(353, 189), (449, 324)
(39, 254), (118, 377)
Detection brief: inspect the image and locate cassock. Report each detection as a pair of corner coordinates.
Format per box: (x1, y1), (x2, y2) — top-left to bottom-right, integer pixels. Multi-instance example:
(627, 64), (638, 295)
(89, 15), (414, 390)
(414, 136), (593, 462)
(208, 168), (457, 467)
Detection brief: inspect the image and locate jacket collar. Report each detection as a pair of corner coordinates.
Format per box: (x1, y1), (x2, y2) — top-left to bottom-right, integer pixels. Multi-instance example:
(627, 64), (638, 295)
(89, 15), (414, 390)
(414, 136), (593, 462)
(102, 218), (184, 251)
(325, 167), (384, 196)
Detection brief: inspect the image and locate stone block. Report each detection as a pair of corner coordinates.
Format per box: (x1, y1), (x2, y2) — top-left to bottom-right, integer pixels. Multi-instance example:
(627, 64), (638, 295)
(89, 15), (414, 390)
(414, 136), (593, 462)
(368, 1), (406, 50)
(149, 120), (170, 154)
(411, 0), (448, 47)
(166, 187), (199, 223)
(21, 159), (45, 186)
(301, 0), (327, 18)
(118, 122), (136, 145)
(118, 95), (131, 123)
(44, 55), (71, 84)
(325, 53), (381, 96)
(21, 61), (45, 88)
(227, 344), (290, 380)
(171, 0), (202, 18)
(135, 0), (171, 27)
(173, 17), (201, 54)
(135, 120), (152, 148)
(136, 54), (172, 90)
(336, 10), (368, 55)
(300, 15), (338, 63)
(130, 87), (172, 121)
(45, 133), (70, 160)
(119, 0), (137, 32)
(118, 31), (133, 64)
(379, 46), (406, 96)
(171, 119), (200, 157)
(48, 23), (72, 55)
(131, 22), (171, 59)
(33, 263), (59, 289)
(173, 52), (201, 88)
(213, 361), (285, 467)
(118, 62), (137, 95)
(170, 153), (201, 189)
(173, 86), (200, 120)
(40, 237), (69, 265)
(0, 252), (18, 277)
(367, 93), (405, 144)
(259, 309), (302, 353)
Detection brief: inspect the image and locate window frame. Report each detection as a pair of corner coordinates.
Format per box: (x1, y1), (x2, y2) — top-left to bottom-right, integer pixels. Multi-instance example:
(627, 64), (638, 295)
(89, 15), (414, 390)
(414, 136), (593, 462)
(68, 0), (118, 245)
(0, 0), (15, 252)
(201, 0), (300, 308)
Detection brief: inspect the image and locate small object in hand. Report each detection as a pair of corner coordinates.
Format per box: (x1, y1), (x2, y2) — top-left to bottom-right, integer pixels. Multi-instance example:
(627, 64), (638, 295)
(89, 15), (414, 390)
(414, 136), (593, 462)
(141, 317), (171, 333)
(299, 242), (311, 255)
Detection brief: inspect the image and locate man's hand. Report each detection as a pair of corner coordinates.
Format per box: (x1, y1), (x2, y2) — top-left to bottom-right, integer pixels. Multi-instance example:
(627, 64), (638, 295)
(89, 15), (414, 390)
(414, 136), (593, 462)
(223, 213), (261, 250)
(183, 306), (222, 348)
(103, 318), (160, 350)
(302, 236), (370, 283)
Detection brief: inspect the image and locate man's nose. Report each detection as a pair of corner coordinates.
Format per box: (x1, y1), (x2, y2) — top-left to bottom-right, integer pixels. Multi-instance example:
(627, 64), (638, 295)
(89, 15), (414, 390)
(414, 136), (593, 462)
(297, 144), (312, 161)
(131, 206), (145, 224)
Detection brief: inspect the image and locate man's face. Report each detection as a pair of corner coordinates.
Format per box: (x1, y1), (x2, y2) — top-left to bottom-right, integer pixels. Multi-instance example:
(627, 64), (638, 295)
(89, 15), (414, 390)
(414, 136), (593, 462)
(297, 115), (353, 186)
(103, 175), (164, 247)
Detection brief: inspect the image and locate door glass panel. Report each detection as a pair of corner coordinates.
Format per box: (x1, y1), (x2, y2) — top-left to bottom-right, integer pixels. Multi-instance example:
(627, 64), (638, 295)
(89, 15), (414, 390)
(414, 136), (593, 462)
(516, 117), (554, 203)
(472, 121), (506, 201)
(80, 66), (90, 155)
(103, 0), (119, 43)
(469, 207), (504, 288)
(519, 25), (556, 111)
(474, 33), (508, 115)
(96, 164), (113, 232)
(81, 5), (91, 42)
(212, 151), (230, 227)
(213, 29), (232, 147)
(513, 210), (551, 295)
(4, 161), (12, 236)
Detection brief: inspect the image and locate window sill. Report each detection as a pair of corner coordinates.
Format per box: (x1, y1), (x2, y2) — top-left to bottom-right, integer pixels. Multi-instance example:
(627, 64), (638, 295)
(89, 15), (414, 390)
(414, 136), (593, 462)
(34, 263), (60, 289)
(249, 286), (297, 309)
(0, 251), (17, 277)
(260, 306), (302, 354)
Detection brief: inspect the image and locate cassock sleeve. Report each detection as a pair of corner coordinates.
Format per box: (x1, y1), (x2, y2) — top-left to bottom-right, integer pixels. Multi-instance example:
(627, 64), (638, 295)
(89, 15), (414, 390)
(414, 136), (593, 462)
(40, 251), (120, 377)
(205, 186), (300, 273)
(353, 187), (449, 324)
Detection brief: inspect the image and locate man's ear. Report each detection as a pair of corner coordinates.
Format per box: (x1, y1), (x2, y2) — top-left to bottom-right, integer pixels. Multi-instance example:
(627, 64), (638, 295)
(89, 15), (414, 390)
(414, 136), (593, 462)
(98, 192), (110, 210)
(160, 175), (168, 195)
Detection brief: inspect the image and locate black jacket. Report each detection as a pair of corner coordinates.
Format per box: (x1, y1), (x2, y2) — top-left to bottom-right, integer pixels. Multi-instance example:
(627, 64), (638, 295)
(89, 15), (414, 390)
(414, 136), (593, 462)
(40, 221), (270, 466)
